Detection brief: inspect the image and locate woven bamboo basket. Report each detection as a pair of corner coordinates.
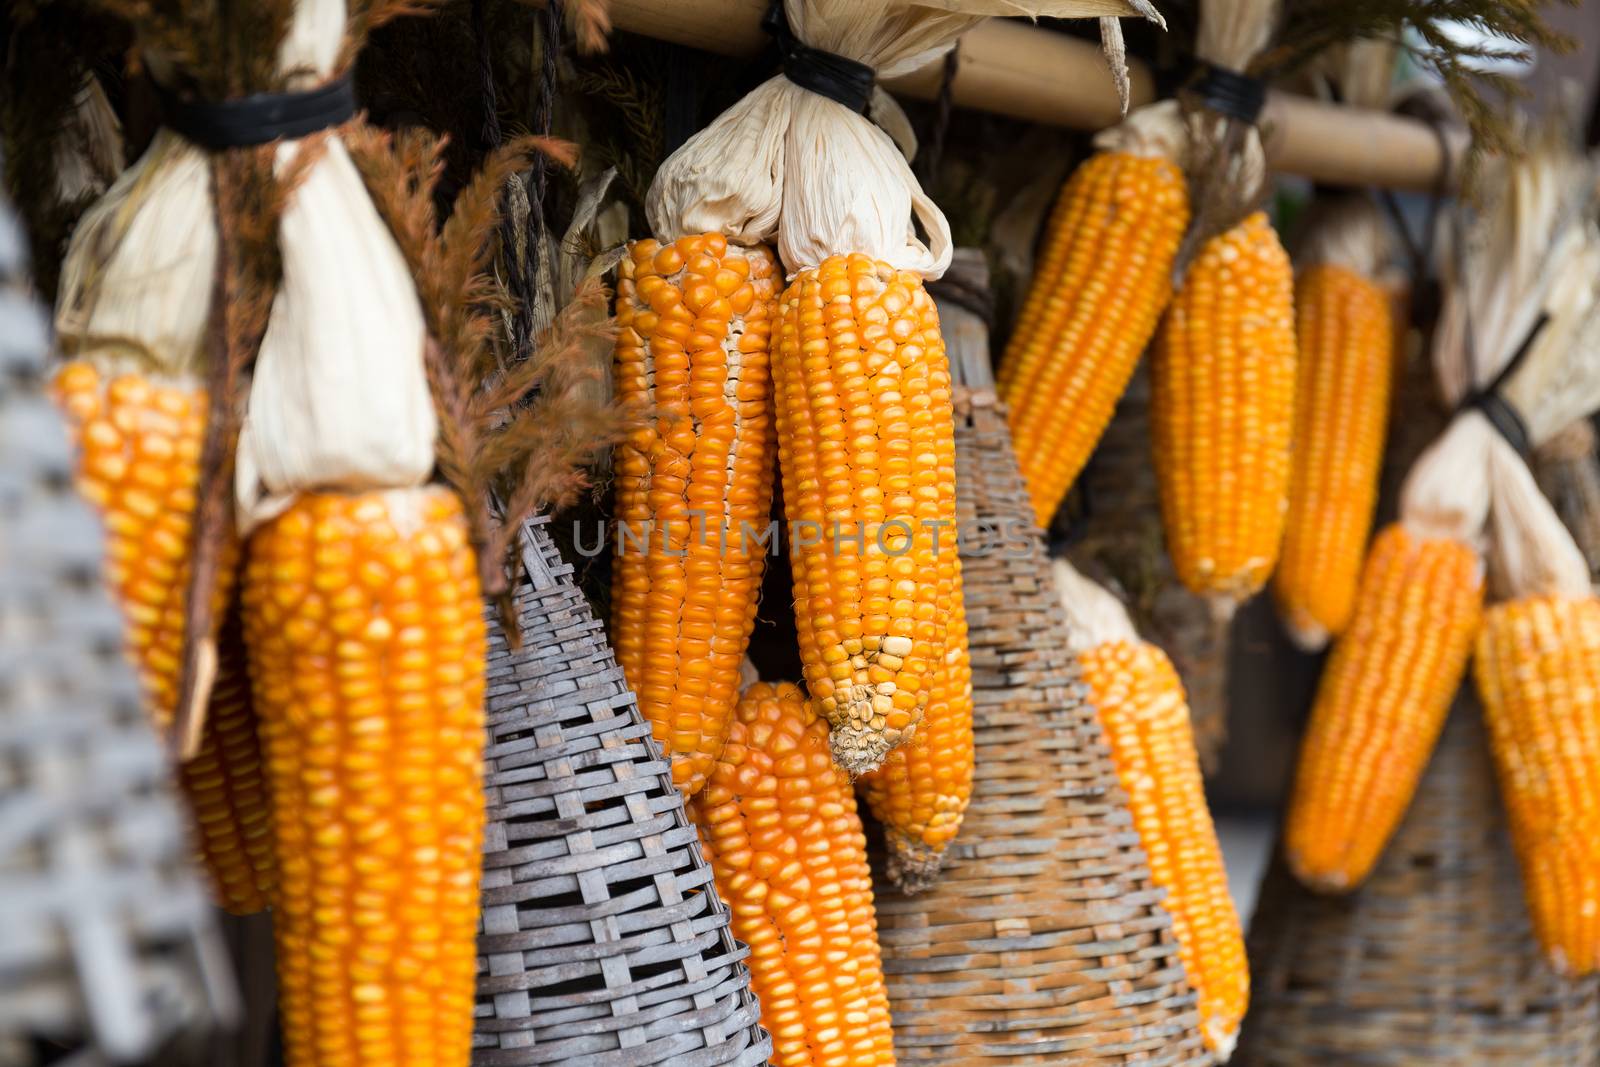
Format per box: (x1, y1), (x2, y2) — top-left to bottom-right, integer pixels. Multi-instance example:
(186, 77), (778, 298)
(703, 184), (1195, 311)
(1534, 419), (1600, 582)
(870, 253), (1209, 1065)
(472, 515), (770, 1067)
(0, 201), (235, 1065)
(1236, 697), (1600, 1065)
(1067, 362), (1230, 770)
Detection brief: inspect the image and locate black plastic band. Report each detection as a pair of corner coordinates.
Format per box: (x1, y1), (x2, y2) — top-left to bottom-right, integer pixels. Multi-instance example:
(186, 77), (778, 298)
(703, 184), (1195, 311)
(155, 73), (357, 150)
(1193, 61), (1266, 125)
(762, 1), (874, 114)
(1456, 312), (1546, 459)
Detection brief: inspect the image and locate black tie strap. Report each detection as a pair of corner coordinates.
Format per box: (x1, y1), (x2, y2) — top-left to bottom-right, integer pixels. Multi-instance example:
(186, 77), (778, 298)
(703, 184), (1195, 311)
(155, 73), (357, 150)
(762, 1), (875, 114)
(1192, 61), (1266, 126)
(1456, 312), (1547, 460)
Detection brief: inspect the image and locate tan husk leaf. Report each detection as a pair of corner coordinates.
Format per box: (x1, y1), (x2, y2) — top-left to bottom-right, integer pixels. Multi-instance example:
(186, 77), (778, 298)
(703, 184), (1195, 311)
(1310, 38), (1396, 111)
(646, 0), (1164, 277)
(1053, 558), (1140, 654)
(1294, 194), (1396, 277)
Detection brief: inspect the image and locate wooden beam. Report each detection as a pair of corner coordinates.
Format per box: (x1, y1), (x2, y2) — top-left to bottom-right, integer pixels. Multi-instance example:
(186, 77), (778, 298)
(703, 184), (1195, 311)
(582, 0), (1464, 190)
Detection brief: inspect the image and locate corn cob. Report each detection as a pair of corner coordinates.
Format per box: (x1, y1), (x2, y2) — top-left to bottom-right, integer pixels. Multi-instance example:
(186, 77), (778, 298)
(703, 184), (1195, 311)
(611, 233), (778, 797)
(1057, 560), (1246, 1057)
(1273, 262), (1395, 649)
(1152, 212), (1297, 608)
(689, 682), (895, 1067)
(52, 358), (274, 914)
(242, 486), (485, 1067)
(860, 574), (973, 893)
(998, 149), (1189, 528)
(1285, 523), (1484, 891)
(774, 253), (957, 774)
(1474, 594), (1600, 976)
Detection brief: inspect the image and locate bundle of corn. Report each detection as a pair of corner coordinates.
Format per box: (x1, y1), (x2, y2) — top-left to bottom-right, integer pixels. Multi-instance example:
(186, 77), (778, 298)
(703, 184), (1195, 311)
(1056, 560), (1247, 1058)
(689, 681), (893, 1067)
(474, 517), (769, 1066)
(873, 256), (1207, 1065)
(1533, 419), (1600, 581)
(1149, 0), (1297, 617)
(1471, 250), (1600, 976)
(0, 194), (236, 1064)
(56, 2), (615, 1063)
(1273, 195), (1400, 649)
(649, 0), (1160, 775)
(1285, 132), (1600, 893)
(1239, 700), (1600, 1065)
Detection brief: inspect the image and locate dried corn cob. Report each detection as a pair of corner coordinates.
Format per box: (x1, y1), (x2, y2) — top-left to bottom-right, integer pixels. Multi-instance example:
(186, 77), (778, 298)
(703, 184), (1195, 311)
(611, 233), (778, 797)
(999, 148), (1189, 528)
(860, 574), (973, 893)
(242, 486), (485, 1067)
(1058, 561), (1247, 1057)
(1152, 212), (1297, 610)
(52, 359), (274, 915)
(1285, 523), (1484, 891)
(1274, 257), (1395, 649)
(1474, 594), (1600, 976)
(773, 253), (957, 774)
(689, 682), (895, 1067)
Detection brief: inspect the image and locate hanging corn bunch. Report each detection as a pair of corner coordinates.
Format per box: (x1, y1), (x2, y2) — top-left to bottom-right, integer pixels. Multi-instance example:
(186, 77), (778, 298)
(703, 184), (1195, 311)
(611, 229), (779, 800)
(689, 682), (896, 1067)
(1055, 560), (1247, 1058)
(1286, 132), (1600, 893)
(648, 0), (1162, 775)
(996, 100), (1188, 529)
(1273, 197), (1400, 649)
(1149, 0), (1297, 616)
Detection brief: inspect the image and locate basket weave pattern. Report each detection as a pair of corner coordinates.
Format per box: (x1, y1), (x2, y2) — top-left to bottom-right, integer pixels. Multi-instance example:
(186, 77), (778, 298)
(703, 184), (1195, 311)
(472, 516), (770, 1066)
(1238, 700), (1600, 1064)
(873, 385), (1209, 1065)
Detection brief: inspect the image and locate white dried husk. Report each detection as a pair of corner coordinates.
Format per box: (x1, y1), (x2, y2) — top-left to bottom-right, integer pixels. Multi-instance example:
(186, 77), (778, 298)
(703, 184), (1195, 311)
(236, 0), (432, 530)
(1400, 136), (1600, 553)
(54, 75), (123, 206)
(1185, 0), (1276, 202)
(647, 0), (1162, 277)
(1053, 558), (1139, 653)
(1294, 194), (1396, 277)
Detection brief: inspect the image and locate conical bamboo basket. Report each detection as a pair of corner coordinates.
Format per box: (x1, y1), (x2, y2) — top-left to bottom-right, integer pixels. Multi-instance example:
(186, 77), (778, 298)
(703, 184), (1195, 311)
(0, 199), (234, 1065)
(472, 515), (770, 1066)
(872, 251), (1209, 1065)
(1237, 698), (1600, 1064)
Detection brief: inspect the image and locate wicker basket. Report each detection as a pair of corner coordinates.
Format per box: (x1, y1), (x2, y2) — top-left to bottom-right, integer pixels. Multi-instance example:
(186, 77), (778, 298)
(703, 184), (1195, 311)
(0, 203), (235, 1064)
(1067, 362), (1230, 770)
(472, 515), (770, 1066)
(1236, 697), (1600, 1065)
(871, 258), (1209, 1065)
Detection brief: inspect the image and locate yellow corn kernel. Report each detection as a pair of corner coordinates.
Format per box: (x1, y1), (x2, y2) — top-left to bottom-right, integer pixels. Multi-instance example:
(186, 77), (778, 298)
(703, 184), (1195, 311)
(53, 358), (274, 914)
(1285, 523), (1483, 891)
(1273, 263), (1395, 649)
(242, 486), (485, 1067)
(611, 234), (778, 797)
(689, 682), (895, 1067)
(774, 253), (957, 774)
(999, 150), (1190, 528)
(1475, 594), (1600, 976)
(1152, 213), (1297, 606)
(1079, 639), (1247, 1057)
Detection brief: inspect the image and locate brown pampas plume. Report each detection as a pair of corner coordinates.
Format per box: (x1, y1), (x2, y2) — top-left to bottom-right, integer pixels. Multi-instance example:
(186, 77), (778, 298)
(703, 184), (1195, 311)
(347, 125), (621, 603)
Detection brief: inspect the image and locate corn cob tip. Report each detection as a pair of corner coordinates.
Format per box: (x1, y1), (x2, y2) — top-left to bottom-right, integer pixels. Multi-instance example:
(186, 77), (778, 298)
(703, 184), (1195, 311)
(1280, 614), (1331, 653)
(1208, 595), (1240, 625)
(829, 702), (897, 777)
(1284, 851), (1352, 895)
(882, 831), (946, 895)
(1207, 1020), (1239, 1063)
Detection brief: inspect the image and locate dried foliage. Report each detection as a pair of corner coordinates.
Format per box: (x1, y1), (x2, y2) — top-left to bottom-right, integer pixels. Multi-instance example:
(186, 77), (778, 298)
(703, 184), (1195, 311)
(0, 2), (128, 297)
(567, 0), (613, 54)
(574, 53), (665, 210)
(1264, 0), (1577, 152)
(346, 125), (622, 602)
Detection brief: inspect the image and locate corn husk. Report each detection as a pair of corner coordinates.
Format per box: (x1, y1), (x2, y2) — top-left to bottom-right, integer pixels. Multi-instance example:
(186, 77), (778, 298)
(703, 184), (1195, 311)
(1056, 557), (1141, 652)
(53, 75), (123, 207)
(646, 0), (1163, 276)
(1294, 194), (1397, 277)
(1398, 136), (1600, 557)
(1535, 420), (1600, 582)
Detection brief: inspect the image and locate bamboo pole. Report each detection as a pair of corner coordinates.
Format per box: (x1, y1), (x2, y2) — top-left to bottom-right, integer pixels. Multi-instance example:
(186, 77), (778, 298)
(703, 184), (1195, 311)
(582, 0), (1463, 190)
